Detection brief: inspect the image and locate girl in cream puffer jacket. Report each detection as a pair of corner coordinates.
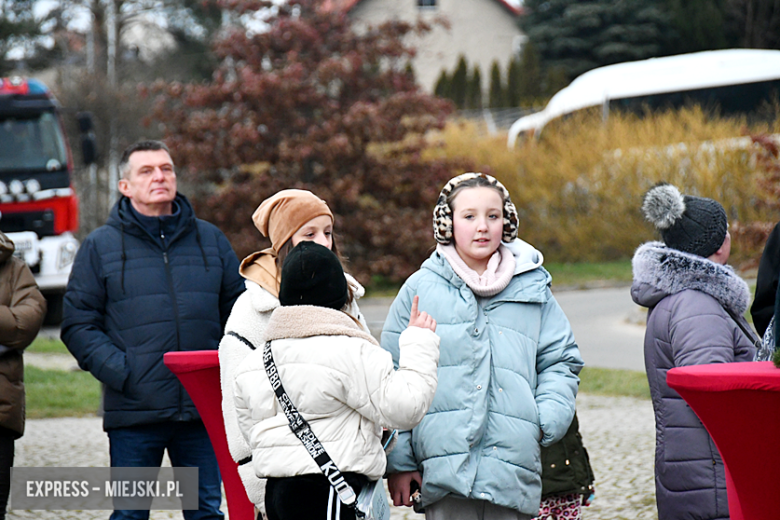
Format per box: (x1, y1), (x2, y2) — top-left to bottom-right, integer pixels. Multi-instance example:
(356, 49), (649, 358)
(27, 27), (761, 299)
(234, 242), (439, 520)
(218, 190), (368, 509)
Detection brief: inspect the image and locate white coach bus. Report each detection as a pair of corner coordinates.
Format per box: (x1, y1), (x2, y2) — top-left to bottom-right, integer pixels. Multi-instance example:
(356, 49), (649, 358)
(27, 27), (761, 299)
(507, 49), (780, 147)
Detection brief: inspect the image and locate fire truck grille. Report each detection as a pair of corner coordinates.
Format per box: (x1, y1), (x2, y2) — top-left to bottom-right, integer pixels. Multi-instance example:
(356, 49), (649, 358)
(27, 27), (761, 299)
(0, 210), (55, 237)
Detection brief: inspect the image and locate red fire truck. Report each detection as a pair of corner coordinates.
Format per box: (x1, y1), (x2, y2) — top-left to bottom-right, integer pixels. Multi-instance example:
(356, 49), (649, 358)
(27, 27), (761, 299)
(0, 76), (95, 324)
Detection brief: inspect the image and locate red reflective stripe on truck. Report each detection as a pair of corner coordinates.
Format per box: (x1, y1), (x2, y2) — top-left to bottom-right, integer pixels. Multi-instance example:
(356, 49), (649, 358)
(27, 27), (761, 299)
(0, 193), (79, 234)
(0, 78), (31, 95)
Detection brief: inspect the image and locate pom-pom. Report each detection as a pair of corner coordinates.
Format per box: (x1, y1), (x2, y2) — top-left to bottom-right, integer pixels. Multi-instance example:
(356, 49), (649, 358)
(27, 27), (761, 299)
(642, 183), (685, 230)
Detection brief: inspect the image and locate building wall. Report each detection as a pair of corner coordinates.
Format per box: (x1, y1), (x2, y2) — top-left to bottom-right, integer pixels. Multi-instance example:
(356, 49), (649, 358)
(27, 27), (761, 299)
(349, 0), (523, 93)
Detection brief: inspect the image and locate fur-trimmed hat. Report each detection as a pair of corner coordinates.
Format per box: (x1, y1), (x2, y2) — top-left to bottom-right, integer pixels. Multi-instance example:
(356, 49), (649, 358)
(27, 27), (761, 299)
(641, 183), (727, 258)
(252, 189), (333, 252)
(433, 172), (519, 244)
(279, 241), (348, 311)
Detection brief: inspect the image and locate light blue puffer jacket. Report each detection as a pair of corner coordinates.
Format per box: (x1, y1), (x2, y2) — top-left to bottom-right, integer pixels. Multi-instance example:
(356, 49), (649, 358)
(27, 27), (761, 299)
(381, 239), (583, 515)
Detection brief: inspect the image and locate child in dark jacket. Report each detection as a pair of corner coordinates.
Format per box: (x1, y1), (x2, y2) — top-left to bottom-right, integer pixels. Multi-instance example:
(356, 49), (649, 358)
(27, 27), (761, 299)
(534, 413), (595, 520)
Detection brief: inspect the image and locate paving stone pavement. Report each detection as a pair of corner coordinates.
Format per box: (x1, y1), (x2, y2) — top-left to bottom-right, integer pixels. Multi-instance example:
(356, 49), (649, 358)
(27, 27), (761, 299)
(7, 393), (657, 520)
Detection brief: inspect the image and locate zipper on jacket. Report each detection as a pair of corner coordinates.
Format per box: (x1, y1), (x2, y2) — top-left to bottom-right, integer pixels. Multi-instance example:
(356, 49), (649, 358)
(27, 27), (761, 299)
(161, 228), (184, 420)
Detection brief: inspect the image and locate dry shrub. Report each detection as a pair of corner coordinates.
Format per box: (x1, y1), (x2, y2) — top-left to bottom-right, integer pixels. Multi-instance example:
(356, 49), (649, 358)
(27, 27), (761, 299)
(426, 107), (780, 266)
(730, 133), (780, 269)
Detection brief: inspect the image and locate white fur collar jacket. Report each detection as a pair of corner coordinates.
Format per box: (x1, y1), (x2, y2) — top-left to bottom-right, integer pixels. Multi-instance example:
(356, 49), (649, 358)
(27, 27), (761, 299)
(631, 244), (756, 518)
(233, 305), (440, 481)
(631, 241), (750, 315)
(218, 276), (367, 505)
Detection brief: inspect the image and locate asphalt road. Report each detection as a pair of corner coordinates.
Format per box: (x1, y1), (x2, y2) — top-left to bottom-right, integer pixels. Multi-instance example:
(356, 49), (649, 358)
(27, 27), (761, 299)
(360, 285), (647, 372)
(554, 286), (646, 371)
(41, 286), (648, 372)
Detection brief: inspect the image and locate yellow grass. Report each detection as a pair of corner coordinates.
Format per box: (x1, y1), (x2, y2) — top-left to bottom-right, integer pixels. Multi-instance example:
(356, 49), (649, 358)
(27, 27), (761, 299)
(424, 107), (780, 263)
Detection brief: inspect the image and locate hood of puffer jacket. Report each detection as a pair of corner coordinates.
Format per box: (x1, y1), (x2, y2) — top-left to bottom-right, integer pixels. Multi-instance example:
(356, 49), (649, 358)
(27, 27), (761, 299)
(106, 193), (196, 239)
(240, 245), (369, 300)
(631, 241), (750, 315)
(424, 238), (548, 292)
(104, 193), (210, 293)
(264, 305), (378, 345)
(0, 232), (14, 263)
(506, 238), (546, 276)
(244, 272), (365, 313)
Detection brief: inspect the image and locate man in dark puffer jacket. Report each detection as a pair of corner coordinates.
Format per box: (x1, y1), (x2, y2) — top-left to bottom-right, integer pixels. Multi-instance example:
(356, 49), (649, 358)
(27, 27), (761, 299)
(61, 140), (245, 520)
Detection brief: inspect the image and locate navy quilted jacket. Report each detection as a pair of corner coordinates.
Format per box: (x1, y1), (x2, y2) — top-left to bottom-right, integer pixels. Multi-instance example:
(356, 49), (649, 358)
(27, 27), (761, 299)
(61, 194), (244, 430)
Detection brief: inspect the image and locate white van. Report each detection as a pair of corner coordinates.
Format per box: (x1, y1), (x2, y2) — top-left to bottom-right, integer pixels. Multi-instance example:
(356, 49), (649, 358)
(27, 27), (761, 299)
(507, 49), (780, 147)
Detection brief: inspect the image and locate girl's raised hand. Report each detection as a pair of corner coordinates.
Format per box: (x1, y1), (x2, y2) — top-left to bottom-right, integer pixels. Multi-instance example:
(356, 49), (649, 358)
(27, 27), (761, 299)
(408, 295), (436, 332)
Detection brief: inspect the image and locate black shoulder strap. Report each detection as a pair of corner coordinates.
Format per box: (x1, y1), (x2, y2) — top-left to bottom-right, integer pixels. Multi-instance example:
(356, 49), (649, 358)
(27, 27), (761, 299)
(227, 331), (256, 350)
(229, 331), (358, 508)
(725, 309), (761, 345)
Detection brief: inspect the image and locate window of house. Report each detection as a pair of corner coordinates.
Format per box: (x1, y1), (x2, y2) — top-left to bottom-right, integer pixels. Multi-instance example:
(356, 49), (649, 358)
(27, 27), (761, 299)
(417, 0), (436, 9)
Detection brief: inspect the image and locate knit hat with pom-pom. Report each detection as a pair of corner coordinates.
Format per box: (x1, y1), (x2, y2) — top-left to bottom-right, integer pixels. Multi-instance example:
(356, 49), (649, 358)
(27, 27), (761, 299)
(641, 183), (728, 258)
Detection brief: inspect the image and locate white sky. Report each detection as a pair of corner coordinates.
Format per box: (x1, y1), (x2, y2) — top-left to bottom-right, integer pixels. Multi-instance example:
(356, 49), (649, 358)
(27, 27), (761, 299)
(10, 0), (523, 60)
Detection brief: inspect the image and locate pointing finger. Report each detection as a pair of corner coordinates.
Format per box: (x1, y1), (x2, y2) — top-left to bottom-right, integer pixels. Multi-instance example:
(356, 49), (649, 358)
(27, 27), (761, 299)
(410, 295), (420, 322)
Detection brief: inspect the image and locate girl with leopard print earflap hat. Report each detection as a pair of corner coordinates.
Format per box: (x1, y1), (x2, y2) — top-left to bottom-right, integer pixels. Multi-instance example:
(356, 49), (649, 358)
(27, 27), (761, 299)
(631, 182), (756, 520)
(217, 189), (371, 516)
(381, 172), (585, 520)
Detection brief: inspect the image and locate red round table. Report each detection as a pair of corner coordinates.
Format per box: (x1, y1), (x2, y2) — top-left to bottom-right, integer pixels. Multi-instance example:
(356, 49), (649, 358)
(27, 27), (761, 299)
(667, 361), (780, 520)
(164, 350), (254, 520)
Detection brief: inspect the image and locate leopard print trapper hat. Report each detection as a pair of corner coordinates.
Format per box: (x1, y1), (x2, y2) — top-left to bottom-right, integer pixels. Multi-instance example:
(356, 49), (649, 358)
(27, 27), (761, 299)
(433, 172), (519, 245)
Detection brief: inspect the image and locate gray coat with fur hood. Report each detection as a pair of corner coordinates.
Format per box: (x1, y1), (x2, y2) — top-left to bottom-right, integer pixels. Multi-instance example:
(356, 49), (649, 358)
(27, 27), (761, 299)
(631, 242), (755, 520)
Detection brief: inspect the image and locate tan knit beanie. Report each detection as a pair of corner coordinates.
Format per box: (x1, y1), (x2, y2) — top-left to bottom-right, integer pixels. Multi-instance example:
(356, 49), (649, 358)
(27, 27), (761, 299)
(252, 189), (334, 251)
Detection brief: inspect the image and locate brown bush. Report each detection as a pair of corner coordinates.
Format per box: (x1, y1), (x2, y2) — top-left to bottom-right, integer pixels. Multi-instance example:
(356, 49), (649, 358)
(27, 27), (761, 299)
(146, 0), (469, 286)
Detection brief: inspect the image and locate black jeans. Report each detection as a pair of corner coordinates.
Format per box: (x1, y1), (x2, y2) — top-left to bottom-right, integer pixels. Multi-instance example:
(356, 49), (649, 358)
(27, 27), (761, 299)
(0, 427), (15, 520)
(265, 472), (367, 520)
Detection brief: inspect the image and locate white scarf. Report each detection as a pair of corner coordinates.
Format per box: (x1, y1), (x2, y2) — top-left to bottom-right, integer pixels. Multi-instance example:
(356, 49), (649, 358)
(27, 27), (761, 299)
(437, 243), (516, 297)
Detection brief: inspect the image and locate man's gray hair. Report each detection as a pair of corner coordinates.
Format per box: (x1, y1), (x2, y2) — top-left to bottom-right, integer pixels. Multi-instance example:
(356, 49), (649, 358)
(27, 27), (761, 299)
(118, 140), (171, 179)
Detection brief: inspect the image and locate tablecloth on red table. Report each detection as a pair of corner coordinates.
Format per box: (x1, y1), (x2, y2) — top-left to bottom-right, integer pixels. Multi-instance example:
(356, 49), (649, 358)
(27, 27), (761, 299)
(164, 350), (254, 520)
(667, 361), (780, 520)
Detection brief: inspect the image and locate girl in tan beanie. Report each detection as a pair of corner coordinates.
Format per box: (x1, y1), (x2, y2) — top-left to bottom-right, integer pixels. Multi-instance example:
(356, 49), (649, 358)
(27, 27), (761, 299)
(217, 189), (368, 516)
